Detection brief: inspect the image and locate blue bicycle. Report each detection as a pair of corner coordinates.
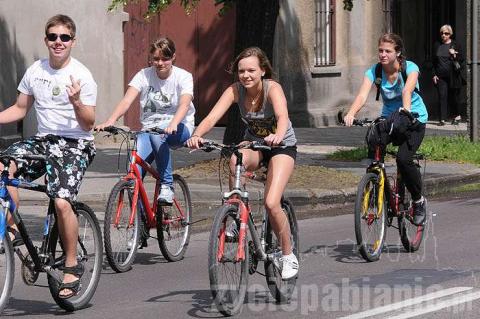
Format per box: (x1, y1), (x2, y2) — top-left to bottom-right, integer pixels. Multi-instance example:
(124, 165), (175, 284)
(0, 152), (102, 313)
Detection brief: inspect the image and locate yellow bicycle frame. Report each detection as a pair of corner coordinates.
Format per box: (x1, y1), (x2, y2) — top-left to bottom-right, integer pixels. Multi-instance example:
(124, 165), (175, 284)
(362, 167), (385, 219)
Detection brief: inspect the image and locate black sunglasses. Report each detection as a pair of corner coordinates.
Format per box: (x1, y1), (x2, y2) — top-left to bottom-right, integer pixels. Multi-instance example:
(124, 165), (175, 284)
(440, 32), (450, 36)
(46, 33), (73, 42)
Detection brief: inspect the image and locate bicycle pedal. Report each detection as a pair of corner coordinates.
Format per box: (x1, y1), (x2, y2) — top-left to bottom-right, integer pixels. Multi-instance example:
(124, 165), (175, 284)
(139, 239), (148, 249)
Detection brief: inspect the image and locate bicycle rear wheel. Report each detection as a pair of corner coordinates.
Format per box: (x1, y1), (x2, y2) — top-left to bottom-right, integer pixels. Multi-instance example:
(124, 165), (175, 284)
(264, 198), (299, 303)
(0, 231), (14, 314)
(398, 186), (425, 252)
(208, 204), (248, 316)
(354, 173), (387, 262)
(104, 179), (143, 272)
(157, 174), (192, 262)
(48, 202), (103, 312)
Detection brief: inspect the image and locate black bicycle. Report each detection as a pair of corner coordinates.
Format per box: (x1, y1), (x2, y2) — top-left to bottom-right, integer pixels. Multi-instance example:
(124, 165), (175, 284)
(0, 153), (103, 312)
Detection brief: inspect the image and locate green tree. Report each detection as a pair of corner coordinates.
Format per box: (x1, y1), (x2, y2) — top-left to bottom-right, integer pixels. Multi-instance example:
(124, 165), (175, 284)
(108, 0), (234, 19)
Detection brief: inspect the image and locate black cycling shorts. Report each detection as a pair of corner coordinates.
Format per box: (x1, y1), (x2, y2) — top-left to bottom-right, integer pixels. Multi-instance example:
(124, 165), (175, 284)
(260, 145), (297, 167)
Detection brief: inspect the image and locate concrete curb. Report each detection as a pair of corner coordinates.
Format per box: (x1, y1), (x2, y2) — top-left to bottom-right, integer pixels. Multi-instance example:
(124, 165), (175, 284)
(17, 171), (480, 212)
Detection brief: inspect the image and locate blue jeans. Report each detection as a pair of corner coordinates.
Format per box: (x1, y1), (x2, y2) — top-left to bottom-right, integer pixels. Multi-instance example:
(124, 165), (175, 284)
(136, 123), (190, 187)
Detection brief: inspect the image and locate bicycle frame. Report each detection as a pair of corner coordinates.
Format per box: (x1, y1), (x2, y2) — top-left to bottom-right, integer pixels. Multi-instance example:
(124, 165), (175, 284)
(121, 149), (161, 229)
(0, 167), (62, 282)
(216, 149), (269, 263)
(368, 145), (417, 220)
(114, 136), (186, 230)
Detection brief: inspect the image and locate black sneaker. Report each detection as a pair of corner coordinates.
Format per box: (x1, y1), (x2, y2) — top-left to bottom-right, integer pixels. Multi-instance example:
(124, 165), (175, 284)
(412, 198), (427, 226)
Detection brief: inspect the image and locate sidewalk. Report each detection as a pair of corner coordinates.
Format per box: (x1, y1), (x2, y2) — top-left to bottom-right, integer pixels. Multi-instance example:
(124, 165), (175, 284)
(18, 122), (480, 217)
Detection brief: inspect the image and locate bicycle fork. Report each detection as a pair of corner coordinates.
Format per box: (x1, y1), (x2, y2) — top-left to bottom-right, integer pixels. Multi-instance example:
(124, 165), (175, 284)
(217, 200), (269, 263)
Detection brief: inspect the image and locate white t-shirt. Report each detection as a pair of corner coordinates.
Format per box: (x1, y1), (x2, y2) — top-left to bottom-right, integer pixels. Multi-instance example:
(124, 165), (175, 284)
(17, 58), (97, 140)
(128, 65), (195, 133)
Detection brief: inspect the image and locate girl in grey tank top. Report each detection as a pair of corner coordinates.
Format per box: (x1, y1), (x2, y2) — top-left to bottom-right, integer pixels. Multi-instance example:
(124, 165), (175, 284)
(237, 79), (297, 146)
(187, 47), (299, 280)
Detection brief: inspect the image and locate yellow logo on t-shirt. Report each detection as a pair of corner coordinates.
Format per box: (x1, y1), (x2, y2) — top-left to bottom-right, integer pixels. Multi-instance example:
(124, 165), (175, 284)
(246, 117), (277, 138)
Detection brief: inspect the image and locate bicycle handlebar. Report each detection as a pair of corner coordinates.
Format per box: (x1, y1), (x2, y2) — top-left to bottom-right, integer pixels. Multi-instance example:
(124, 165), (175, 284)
(0, 153), (47, 166)
(337, 109), (419, 127)
(101, 126), (167, 136)
(196, 140), (285, 153)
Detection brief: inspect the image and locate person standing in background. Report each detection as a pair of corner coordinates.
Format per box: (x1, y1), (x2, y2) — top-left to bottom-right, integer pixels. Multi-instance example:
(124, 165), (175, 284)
(432, 24), (466, 126)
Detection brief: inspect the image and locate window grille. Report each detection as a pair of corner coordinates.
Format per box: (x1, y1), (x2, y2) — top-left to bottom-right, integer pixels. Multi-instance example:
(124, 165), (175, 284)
(314, 0), (336, 66)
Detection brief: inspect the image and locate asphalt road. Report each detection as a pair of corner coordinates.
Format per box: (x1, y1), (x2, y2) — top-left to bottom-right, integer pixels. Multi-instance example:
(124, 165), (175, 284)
(2, 192), (480, 318)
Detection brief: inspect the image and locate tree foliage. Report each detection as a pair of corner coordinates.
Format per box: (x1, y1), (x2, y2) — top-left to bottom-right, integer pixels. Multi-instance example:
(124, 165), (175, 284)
(343, 0), (354, 11)
(108, 0), (235, 19)
(110, 0), (360, 19)
(343, 0), (371, 11)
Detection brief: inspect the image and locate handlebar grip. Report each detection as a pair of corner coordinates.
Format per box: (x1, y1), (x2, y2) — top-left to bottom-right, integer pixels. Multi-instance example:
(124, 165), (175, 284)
(102, 126), (120, 134)
(400, 108), (419, 122)
(149, 127), (168, 134)
(352, 119), (363, 126)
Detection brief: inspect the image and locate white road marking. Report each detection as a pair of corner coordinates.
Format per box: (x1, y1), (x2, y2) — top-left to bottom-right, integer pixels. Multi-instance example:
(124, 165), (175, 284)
(386, 290), (480, 319)
(338, 286), (473, 319)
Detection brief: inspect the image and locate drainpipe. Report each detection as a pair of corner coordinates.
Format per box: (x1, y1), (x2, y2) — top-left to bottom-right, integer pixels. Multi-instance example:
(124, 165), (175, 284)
(473, 0), (478, 141)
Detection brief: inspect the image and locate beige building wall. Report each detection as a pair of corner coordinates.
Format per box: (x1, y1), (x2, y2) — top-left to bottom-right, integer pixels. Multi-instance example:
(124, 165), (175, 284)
(274, 0), (386, 127)
(0, 0), (127, 139)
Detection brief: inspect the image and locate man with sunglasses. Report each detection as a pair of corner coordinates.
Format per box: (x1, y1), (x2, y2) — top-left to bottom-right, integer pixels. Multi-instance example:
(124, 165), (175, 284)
(0, 14), (96, 300)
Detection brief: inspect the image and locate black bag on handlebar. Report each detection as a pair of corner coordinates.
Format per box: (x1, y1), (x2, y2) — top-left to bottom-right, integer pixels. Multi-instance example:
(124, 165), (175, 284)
(388, 110), (420, 146)
(366, 117), (390, 147)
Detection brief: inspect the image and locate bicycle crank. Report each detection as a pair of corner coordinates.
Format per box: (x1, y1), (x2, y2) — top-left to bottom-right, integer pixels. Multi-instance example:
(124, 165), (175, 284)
(19, 252), (40, 286)
(185, 218), (207, 225)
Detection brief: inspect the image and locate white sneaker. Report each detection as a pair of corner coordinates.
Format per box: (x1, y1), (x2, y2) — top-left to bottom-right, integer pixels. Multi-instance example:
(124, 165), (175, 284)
(272, 251), (283, 270)
(225, 220), (239, 240)
(158, 185), (174, 205)
(280, 253), (299, 280)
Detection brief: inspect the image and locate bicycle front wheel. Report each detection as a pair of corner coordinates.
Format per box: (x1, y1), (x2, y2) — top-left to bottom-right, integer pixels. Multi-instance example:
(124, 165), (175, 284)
(157, 174), (192, 262)
(0, 232), (14, 314)
(104, 179), (143, 273)
(48, 202), (103, 312)
(264, 198), (299, 303)
(354, 173), (387, 262)
(208, 204), (248, 316)
(398, 186), (426, 252)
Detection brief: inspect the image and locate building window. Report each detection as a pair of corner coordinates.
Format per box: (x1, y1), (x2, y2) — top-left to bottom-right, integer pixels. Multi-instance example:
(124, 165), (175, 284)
(314, 0), (336, 66)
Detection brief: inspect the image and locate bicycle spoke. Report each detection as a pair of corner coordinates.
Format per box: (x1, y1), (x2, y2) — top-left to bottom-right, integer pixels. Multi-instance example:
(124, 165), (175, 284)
(355, 173), (386, 261)
(104, 180), (141, 272)
(157, 174), (192, 262)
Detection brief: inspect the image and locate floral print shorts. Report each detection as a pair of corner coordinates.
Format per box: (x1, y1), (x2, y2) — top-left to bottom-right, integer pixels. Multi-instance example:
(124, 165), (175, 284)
(4, 135), (96, 203)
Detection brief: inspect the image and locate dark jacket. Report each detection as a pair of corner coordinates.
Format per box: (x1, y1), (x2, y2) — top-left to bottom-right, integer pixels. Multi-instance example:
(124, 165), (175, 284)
(432, 40), (466, 89)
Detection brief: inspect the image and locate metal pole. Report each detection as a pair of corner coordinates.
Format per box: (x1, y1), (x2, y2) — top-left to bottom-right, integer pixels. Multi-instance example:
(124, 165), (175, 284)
(473, 0), (478, 141)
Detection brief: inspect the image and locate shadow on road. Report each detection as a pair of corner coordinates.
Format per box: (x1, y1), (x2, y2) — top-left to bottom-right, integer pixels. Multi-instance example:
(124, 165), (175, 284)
(2, 297), (68, 316)
(146, 289), (221, 318)
(302, 243), (365, 264)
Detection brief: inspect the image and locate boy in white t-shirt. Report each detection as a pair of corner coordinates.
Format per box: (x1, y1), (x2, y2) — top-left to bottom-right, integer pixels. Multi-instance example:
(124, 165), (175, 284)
(0, 14), (96, 299)
(96, 37), (195, 205)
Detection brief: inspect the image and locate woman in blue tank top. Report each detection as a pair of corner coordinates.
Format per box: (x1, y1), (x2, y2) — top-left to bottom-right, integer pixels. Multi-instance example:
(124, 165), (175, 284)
(343, 33), (428, 226)
(187, 47), (299, 280)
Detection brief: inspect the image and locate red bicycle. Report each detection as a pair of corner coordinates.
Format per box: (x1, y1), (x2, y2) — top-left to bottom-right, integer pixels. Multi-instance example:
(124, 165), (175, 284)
(196, 140), (298, 316)
(101, 126), (192, 272)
